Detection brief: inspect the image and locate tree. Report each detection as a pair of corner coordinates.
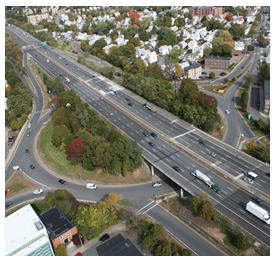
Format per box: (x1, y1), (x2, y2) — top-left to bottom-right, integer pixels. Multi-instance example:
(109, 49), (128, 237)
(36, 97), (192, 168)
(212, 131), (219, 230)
(175, 63), (183, 79)
(199, 200), (215, 219)
(55, 244), (67, 256)
(258, 63), (270, 83)
(141, 18), (151, 29)
(246, 140), (257, 154)
(11, 119), (21, 131)
(257, 33), (265, 47)
(67, 138), (85, 163)
(51, 125), (70, 147)
(229, 24), (245, 40)
(235, 232), (248, 250)
(191, 194), (203, 214)
(101, 193), (123, 219)
(209, 72), (216, 79)
(247, 45), (255, 51)
(226, 12), (234, 22)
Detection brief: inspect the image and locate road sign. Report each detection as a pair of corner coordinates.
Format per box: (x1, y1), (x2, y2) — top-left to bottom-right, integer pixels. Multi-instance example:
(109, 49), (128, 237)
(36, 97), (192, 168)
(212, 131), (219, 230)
(43, 41), (47, 45)
(248, 114), (251, 119)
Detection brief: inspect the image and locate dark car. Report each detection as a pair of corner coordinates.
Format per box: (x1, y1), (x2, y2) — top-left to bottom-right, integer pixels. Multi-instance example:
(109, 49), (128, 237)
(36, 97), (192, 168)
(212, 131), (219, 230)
(126, 98), (130, 101)
(5, 201), (12, 208)
(173, 166), (181, 172)
(59, 179), (66, 185)
(151, 132), (157, 138)
(241, 66), (245, 69)
(30, 165), (35, 169)
(99, 233), (110, 243)
(27, 131), (31, 137)
(143, 132), (149, 136)
(252, 196), (263, 204)
(128, 103), (133, 107)
(149, 141), (155, 147)
(25, 149), (29, 155)
(265, 172), (270, 177)
(198, 139), (206, 144)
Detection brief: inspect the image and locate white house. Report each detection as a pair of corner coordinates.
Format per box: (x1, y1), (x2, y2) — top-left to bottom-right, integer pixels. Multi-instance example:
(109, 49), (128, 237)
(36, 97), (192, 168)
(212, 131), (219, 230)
(102, 44), (117, 54)
(188, 39), (198, 50)
(178, 41), (188, 49)
(234, 41), (245, 51)
(146, 51), (158, 64)
(60, 14), (69, 21)
(159, 45), (172, 55)
(76, 32), (88, 41)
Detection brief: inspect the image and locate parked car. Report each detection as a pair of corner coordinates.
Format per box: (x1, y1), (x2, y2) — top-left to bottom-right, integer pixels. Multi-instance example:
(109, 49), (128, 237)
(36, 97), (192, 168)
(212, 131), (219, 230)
(143, 132), (149, 136)
(152, 182), (162, 187)
(172, 166), (181, 172)
(114, 91), (118, 94)
(5, 201), (12, 208)
(149, 141), (155, 147)
(252, 196), (263, 204)
(209, 80), (215, 84)
(25, 149), (29, 155)
(151, 132), (157, 138)
(198, 139), (206, 144)
(33, 189), (44, 195)
(27, 132), (31, 137)
(225, 110), (230, 114)
(243, 177), (253, 184)
(59, 179), (66, 185)
(28, 123), (32, 128)
(30, 165), (35, 169)
(208, 151), (216, 157)
(86, 183), (97, 189)
(75, 252), (83, 256)
(99, 233), (110, 243)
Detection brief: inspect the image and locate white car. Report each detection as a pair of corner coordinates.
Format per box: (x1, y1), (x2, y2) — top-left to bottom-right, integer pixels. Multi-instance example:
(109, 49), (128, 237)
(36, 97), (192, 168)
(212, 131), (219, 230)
(86, 183), (97, 189)
(28, 123), (32, 128)
(208, 151), (216, 157)
(152, 182), (162, 187)
(243, 177), (253, 184)
(225, 110), (230, 114)
(209, 80), (215, 84)
(108, 112), (113, 116)
(33, 189), (44, 195)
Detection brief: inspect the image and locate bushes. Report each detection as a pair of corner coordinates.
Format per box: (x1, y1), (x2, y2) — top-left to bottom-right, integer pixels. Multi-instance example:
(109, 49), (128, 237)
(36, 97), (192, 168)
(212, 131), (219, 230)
(191, 193), (215, 220)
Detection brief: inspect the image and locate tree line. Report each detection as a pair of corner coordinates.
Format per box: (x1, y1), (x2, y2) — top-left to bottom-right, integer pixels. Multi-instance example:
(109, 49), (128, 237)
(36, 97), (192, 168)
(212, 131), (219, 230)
(50, 89), (143, 176)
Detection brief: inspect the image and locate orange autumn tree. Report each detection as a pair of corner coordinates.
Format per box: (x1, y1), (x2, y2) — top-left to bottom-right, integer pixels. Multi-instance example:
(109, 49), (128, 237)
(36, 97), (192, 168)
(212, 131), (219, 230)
(129, 10), (140, 19)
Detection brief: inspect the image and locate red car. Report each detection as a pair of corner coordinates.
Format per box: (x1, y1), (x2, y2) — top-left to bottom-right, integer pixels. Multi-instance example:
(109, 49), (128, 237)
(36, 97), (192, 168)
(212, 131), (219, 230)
(75, 252), (82, 256)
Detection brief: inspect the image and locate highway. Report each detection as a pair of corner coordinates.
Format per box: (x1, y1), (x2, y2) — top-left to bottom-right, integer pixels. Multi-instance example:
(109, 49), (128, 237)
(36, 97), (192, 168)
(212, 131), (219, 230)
(5, 24), (270, 247)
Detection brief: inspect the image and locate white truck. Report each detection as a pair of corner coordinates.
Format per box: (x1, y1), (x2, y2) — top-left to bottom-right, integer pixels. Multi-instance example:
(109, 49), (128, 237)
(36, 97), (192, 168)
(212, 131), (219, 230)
(191, 170), (213, 188)
(244, 171), (258, 180)
(143, 103), (157, 113)
(246, 201), (270, 225)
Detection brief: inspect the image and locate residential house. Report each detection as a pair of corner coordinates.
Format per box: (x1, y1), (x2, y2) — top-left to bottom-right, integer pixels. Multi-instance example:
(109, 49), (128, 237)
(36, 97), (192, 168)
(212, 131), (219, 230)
(159, 45), (172, 55)
(182, 52), (200, 64)
(76, 32), (87, 41)
(263, 80), (270, 114)
(102, 44), (117, 54)
(189, 6), (223, 17)
(39, 205), (78, 250)
(179, 41), (188, 49)
(170, 26), (178, 32)
(201, 42), (212, 50)
(205, 56), (232, 68)
(115, 37), (129, 47)
(265, 48), (270, 64)
(179, 61), (190, 71)
(146, 51), (158, 64)
(60, 13), (69, 21)
(64, 20), (72, 26)
(234, 41), (245, 51)
(184, 63), (202, 79)
(188, 39), (198, 50)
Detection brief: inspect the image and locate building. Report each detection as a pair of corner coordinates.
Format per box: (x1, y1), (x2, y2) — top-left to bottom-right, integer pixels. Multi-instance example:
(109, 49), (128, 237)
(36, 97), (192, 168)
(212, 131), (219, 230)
(184, 63), (202, 79)
(189, 6), (223, 18)
(263, 80), (270, 114)
(39, 205), (78, 250)
(27, 13), (50, 25)
(205, 56), (232, 68)
(5, 204), (55, 256)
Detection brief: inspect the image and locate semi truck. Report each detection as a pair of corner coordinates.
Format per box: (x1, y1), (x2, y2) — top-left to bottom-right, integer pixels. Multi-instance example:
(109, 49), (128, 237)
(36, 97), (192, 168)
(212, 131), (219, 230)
(246, 201), (270, 225)
(143, 103), (157, 113)
(191, 170), (221, 193)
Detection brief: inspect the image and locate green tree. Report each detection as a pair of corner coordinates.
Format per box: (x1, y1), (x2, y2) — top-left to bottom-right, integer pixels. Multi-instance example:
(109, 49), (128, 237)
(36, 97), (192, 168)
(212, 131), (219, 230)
(51, 125), (70, 147)
(199, 200), (215, 219)
(258, 63), (270, 82)
(55, 244), (67, 256)
(93, 142), (114, 175)
(247, 45), (255, 51)
(11, 119), (21, 131)
(191, 194), (203, 214)
(257, 33), (265, 47)
(141, 18), (151, 28)
(229, 24), (245, 40)
(235, 232), (248, 250)
(209, 72), (216, 79)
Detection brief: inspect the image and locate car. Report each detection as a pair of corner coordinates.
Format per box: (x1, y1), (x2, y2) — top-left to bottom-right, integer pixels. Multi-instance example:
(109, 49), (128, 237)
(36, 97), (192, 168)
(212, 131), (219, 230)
(143, 132), (149, 136)
(25, 149), (29, 155)
(173, 166), (181, 172)
(28, 123), (32, 128)
(241, 66), (245, 69)
(225, 110), (230, 114)
(108, 111), (113, 116)
(209, 80), (215, 84)
(8, 138), (15, 143)
(59, 179), (66, 185)
(99, 96), (103, 100)
(110, 92), (114, 96)
(33, 189), (44, 195)
(126, 98), (130, 101)
(202, 72), (207, 75)
(198, 139), (206, 144)
(30, 165), (35, 170)
(149, 141), (155, 147)
(243, 177), (253, 184)
(92, 74), (95, 78)
(265, 172), (270, 177)
(152, 182), (162, 187)
(248, 69), (251, 72)
(99, 233), (110, 243)
(65, 63), (68, 66)
(128, 103), (133, 107)
(86, 183), (97, 189)
(5, 201), (12, 208)
(257, 100), (260, 104)
(151, 132), (157, 138)
(234, 54), (239, 56)
(8, 136), (16, 140)
(252, 196), (263, 204)
(75, 252), (83, 256)
(208, 151), (216, 157)
(114, 91), (118, 94)
(27, 132), (31, 137)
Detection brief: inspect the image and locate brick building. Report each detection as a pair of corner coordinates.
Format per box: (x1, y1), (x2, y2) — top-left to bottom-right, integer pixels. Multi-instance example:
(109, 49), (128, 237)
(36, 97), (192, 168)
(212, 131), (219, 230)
(205, 56), (232, 68)
(39, 205), (78, 249)
(189, 6), (223, 17)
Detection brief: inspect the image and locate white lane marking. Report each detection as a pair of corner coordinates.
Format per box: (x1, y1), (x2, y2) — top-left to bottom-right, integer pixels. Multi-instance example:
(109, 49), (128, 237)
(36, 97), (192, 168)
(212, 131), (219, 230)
(227, 187), (233, 191)
(260, 180), (267, 184)
(145, 117), (148, 119)
(159, 121), (162, 124)
(239, 208), (246, 213)
(171, 156), (175, 159)
(201, 151), (205, 154)
(155, 123), (159, 125)
(256, 183), (262, 187)
(210, 146), (214, 149)
(226, 155), (231, 158)
(162, 144), (166, 147)
(221, 157), (227, 161)
(221, 190), (228, 195)
(191, 164), (195, 167)
(176, 154), (180, 157)
(170, 128), (173, 130)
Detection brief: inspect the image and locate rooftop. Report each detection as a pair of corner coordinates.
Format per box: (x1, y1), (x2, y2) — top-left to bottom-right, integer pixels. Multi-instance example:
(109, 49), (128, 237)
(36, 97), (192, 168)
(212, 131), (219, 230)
(205, 56), (232, 61)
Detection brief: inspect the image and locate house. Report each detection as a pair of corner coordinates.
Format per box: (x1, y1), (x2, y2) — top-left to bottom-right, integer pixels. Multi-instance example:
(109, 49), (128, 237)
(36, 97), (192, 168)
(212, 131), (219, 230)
(205, 56), (232, 68)
(39, 205), (78, 250)
(182, 52), (200, 64)
(159, 45), (172, 55)
(263, 80), (270, 114)
(184, 63), (202, 79)
(179, 41), (188, 49)
(188, 39), (198, 50)
(170, 26), (178, 32)
(102, 44), (117, 54)
(234, 41), (245, 51)
(76, 32), (87, 41)
(146, 51), (158, 64)
(5, 204), (55, 256)
(115, 37), (129, 47)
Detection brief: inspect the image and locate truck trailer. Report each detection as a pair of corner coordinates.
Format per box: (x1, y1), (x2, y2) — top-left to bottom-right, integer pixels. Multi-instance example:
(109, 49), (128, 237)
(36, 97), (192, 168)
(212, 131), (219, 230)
(246, 201), (270, 225)
(191, 170), (221, 193)
(143, 103), (157, 113)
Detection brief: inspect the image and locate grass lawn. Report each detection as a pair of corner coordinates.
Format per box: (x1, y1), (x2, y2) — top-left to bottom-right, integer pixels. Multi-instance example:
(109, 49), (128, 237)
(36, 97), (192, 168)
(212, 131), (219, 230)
(58, 41), (77, 52)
